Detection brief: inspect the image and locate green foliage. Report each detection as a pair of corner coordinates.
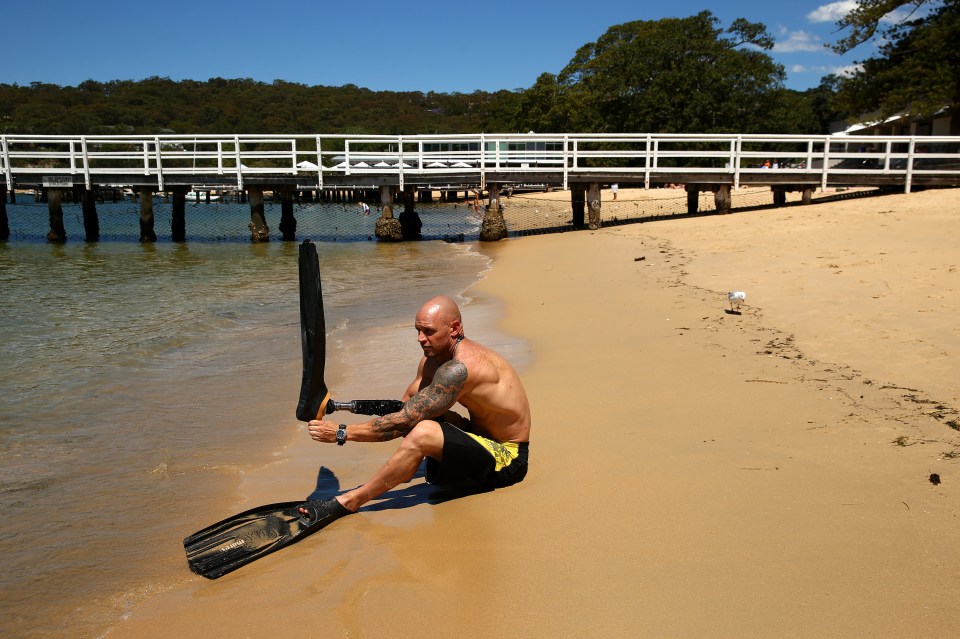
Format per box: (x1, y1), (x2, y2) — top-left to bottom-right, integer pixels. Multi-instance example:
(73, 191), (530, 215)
(0, 78), (521, 135)
(834, 0), (959, 119)
(513, 11), (812, 134)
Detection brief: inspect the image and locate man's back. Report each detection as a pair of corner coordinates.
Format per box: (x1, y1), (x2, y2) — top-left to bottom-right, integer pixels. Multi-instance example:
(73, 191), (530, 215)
(446, 338), (531, 443)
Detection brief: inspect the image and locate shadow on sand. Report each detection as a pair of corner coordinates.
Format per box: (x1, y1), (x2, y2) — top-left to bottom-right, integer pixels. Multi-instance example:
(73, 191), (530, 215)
(304, 464), (491, 513)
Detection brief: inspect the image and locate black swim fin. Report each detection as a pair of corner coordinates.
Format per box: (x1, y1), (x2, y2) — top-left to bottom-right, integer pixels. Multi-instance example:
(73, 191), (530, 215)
(296, 239), (331, 422)
(183, 498), (350, 579)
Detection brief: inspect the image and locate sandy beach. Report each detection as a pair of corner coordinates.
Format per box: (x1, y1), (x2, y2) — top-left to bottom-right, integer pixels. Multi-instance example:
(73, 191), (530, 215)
(109, 187), (959, 638)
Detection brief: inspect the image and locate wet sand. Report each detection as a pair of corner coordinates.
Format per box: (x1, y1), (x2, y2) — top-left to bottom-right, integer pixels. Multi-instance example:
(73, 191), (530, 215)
(109, 187), (959, 638)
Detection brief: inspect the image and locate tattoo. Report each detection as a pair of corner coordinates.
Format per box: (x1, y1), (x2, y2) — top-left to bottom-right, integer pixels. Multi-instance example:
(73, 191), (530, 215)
(369, 359), (467, 442)
(369, 415), (410, 441)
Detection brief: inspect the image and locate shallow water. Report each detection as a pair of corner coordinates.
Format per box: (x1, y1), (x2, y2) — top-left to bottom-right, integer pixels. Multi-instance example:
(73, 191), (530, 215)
(0, 238), (492, 638)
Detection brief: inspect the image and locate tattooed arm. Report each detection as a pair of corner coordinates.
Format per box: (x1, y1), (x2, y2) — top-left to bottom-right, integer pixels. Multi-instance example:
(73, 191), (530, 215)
(365, 359), (467, 441)
(305, 358), (468, 445)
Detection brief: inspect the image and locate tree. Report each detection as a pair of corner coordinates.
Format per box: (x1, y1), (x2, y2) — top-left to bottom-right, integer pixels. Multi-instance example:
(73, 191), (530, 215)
(833, 0), (959, 119)
(515, 11), (789, 134)
(831, 0), (940, 53)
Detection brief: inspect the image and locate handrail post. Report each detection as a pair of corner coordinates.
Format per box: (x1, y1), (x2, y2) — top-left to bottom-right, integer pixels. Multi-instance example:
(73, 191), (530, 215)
(479, 133), (486, 191)
(562, 135), (569, 191)
(397, 135), (405, 191)
(905, 137), (916, 193)
(142, 138), (150, 175)
(644, 134), (652, 189)
(732, 136), (741, 190)
(1, 136), (10, 188)
(154, 136), (164, 191)
(234, 136), (243, 190)
(316, 135), (323, 190)
(80, 136), (91, 190)
(345, 140), (351, 176)
(69, 138), (78, 175)
(821, 136), (830, 192)
(805, 139), (814, 172)
(291, 138), (298, 174)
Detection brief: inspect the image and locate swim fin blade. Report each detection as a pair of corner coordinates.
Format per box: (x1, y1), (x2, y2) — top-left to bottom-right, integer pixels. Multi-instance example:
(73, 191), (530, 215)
(183, 501), (321, 579)
(296, 239), (331, 422)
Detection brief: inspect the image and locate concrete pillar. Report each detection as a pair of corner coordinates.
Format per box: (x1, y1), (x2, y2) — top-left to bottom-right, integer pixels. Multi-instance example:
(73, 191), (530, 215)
(279, 188), (297, 241)
(0, 184), (9, 240)
(685, 184), (699, 215)
(81, 188), (100, 241)
(480, 182), (508, 241)
(586, 182), (601, 230)
(139, 186), (157, 242)
(571, 184), (585, 229)
(772, 186), (786, 207)
(171, 186), (187, 242)
(802, 187), (813, 205)
(398, 184), (422, 241)
(248, 186), (269, 241)
(375, 185), (402, 241)
(713, 184), (731, 214)
(47, 189), (67, 242)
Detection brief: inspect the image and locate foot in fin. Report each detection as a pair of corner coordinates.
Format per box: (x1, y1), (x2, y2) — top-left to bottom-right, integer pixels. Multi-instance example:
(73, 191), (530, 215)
(298, 497), (352, 527)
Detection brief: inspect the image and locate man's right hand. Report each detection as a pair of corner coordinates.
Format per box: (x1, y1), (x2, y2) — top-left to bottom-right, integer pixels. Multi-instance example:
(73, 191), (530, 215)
(307, 419), (339, 444)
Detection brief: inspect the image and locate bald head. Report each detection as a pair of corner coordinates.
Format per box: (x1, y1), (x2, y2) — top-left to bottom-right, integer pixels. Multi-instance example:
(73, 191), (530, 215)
(415, 296), (465, 358)
(418, 295), (462, 325)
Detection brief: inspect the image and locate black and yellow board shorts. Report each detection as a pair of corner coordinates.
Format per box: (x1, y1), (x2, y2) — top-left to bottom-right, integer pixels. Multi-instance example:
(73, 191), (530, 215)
(426, 422), (529, 489)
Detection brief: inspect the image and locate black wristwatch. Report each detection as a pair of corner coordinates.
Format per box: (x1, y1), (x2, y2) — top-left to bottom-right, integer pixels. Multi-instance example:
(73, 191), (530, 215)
(336, 423), (347, 446)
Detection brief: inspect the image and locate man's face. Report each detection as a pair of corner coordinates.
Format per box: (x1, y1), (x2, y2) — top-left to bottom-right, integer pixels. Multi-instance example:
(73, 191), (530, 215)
(415, 308), (452, 358)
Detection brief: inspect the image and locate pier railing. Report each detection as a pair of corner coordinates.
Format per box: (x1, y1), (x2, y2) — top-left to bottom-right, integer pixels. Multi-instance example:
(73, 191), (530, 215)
(2, 132), (959, 193)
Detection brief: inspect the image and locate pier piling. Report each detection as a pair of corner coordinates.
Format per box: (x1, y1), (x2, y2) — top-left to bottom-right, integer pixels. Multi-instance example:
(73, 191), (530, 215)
(81, 188), (100, 241)
(279, 188), (297, 241)
(139, 187), (157, 242)
(247, 186), (269, 242)
(0, 185), (9, 240)
(171, 186), (187, 242)
(47, 189), (67, 242)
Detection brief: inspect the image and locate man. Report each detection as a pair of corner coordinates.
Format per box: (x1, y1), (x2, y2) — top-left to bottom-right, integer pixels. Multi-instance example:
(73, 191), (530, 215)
(298, 295), (531, 525)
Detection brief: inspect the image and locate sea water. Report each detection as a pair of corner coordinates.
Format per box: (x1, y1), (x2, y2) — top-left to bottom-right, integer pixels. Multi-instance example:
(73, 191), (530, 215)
(0, 237), (493, 638)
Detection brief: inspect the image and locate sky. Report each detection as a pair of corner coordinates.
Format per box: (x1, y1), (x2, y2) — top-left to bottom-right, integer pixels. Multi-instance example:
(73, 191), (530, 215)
(5, 0), (890, 93)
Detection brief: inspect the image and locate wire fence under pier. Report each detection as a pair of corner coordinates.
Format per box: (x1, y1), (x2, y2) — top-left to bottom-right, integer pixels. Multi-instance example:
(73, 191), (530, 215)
(3, 185), (883, 243)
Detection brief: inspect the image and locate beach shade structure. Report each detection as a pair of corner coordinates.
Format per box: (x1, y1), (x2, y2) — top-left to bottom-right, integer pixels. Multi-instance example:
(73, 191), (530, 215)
(426, 162), (447, 168)
(374, 161), (391, 168)
(728, 291), (746, 312)
(451, 162), (472, 168)
(392, 161), (412, 168)
(296, 160), (319, 170)
(354, 161), (371, 168)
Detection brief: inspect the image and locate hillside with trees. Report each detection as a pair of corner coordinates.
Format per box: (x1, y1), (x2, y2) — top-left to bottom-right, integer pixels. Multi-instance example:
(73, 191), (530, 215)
(3, 4), (954, 138)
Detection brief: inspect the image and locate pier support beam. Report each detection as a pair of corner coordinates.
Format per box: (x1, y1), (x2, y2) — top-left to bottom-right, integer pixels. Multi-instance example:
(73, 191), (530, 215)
(375, 185), (402, 241)
(713, 184), (731, 214)
(279, 188), (297, 241)
(248, 186), (270, 242)
(480, 182), (508, 241)
(772, 186), (787, 207)
(81, 188), (100, 241)
(47, 189), (67, 242)
(571, 184), (585, 229)
(802, 187), (813, 205)
(171, 186), (187, 242)
(586, 182), (601, 230)
(139, 187), (157, 242)
(398, 184), (422, 241)
(0, 184), (9, 240)
(685, 184), (699, 215)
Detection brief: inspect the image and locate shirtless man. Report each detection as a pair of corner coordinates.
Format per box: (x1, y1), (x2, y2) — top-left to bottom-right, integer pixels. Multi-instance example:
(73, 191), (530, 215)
(297, 295), (531, 525)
